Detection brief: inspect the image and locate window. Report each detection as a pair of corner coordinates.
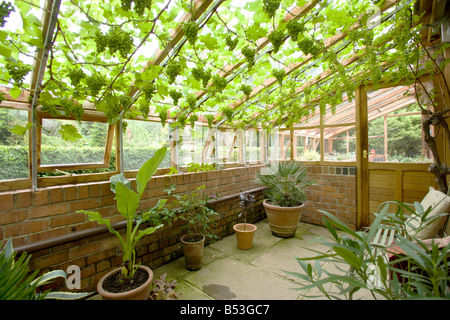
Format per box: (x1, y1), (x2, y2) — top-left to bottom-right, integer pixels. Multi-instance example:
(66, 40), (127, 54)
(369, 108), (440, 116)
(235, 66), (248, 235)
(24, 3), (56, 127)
(367, 86), (432, 163)
(123, 120), (170, 170)
(0, 108), (29, 180)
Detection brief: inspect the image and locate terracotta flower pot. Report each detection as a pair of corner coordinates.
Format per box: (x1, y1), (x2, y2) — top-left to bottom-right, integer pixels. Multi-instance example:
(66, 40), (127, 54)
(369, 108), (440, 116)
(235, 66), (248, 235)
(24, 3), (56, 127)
(233, 223), (257, 250)
(97, 265), (153, 300)
(181, 233), (205, 271)
(263, 200), (304, 238)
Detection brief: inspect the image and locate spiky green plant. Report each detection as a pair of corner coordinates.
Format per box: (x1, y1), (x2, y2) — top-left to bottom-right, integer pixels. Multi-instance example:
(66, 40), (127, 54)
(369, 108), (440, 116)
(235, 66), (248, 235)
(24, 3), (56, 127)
(255, 161), (314, 207)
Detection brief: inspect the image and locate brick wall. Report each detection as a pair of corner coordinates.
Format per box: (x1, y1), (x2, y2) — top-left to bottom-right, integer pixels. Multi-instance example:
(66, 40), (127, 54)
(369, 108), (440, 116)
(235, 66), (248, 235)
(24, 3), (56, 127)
(0, 165), (266, 292)
(0, 163), (357, 293)
(303, 165), (357, 229)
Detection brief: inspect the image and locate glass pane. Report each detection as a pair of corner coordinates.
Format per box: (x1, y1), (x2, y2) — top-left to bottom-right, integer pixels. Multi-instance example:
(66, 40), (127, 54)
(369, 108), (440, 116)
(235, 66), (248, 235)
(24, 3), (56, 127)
(324, 127), (356, 161)
(367, 86), (432, 163)
(177, 124), (215, 167)
(293, 129), (321, 161)
(245, 128), (261, 164)
(40, 119), (107, 166)
(0, 108), (29, 180)
(217, 128), (240, 164)
(123, 120), (170, 170)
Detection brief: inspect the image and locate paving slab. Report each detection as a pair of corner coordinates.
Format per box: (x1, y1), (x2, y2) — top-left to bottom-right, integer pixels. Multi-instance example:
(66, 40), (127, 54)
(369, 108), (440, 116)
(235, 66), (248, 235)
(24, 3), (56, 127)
(183, 255), (303, 300)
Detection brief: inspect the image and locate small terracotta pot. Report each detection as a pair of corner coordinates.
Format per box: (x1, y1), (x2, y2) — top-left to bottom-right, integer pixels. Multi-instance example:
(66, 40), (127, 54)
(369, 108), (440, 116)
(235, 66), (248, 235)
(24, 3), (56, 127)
(181, 233), (205, 271)
(97, 265), (153, 300)
(233, 223), (257, 250)
(263, 200), (304, 238)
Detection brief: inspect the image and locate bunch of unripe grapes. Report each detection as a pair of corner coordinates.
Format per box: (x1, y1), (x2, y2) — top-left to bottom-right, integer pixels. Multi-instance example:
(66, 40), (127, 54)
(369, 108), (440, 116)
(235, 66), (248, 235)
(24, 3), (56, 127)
(6, 60), (32, 85)
(221, 106), (234, 123)
(225, 34), (238, 51)
(268, 30), (285, 53)
(298, 37), (320, 57)
(165, 60), (182, 84)
(142, 82), (156, 100)
(60, 98), (84, 121)
(139, 100), (150, 118)
(189, 114), (198, 128)
(183, 21), (199, 46)
(67, 68), (85, 87)
(205, 114), (215, 128)
(95, 28), (134, 59)
(271, 69), (285, 85)
(169, 89), (182, 105)
(121, 0), (152, 16)
(86, 73), (107, 97)
(240, 84), (252, 100)
(186, 94), (197, 109)
(212, 75), (227, 93)
(263, 0), (281, 19)
(191, 66), (211, 88)
(241, 46), (256, 65)
(0, 1), (14, 27)
(286, 19), (305, 42)
(158, 107), (168, 127)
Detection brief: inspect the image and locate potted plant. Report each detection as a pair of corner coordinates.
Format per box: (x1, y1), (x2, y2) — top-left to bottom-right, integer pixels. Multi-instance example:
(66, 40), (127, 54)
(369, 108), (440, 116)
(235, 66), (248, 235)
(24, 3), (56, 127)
(255, 161), (314, 238)
(167, 185), (219, 271)
(78, 146), (168, 300)
(233, 191), (257, 250)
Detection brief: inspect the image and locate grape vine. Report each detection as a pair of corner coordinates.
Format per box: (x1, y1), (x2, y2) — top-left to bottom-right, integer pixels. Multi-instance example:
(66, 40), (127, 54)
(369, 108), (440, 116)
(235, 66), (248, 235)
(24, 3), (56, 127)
(169, 89), (182, 105)
(60, 98), (84, 121)
(271, 69), (285, 85)
(86, 73), (107, 97)
(268, 30), (285, 53)
(142, 82), (156, 100)
(95, 28), (134, 59)
(6, 60), (32, 85)
(286, 19), (305, 42)
(240, 84), (252, 100)
(0, 1), (14, 27)
(263, 0), (281, 19)
(225, 34), (238, 51)
(241, 46), (256, 65)
(298, 37), (321, 57)
(183, 21), (200, 46)
(166, 60), (182, 84)
(67, 68), (86, 87)
(120, 0), (152, 16)
(212, 75), (227, 93)
(205, 114), (215, 128)
(189, 114), (198, 128)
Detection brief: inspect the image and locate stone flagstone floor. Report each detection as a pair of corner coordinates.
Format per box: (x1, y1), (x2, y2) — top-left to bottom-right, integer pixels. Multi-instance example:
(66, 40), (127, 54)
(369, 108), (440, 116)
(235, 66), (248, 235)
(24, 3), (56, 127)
(149, 219), (379, 300)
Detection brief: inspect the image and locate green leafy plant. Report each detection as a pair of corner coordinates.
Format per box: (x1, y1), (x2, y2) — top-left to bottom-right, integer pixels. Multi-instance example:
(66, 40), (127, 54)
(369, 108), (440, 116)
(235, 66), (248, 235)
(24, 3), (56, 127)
(0, 238), (92, 300)
(255, 161), (314, 207)
(166, 184), (220, 242)
(78, 146), (168, 281)
(149, 272), (181, 300)
(288, 205), (450, 300)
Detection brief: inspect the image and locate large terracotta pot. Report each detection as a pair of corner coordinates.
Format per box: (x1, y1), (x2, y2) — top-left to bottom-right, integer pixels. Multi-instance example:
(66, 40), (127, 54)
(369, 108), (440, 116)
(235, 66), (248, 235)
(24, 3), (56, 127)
(233, 223), (257, 250)
(181, 233), (205, 271)
(263, 200), (304, 238)
(97, 265), (153, 300)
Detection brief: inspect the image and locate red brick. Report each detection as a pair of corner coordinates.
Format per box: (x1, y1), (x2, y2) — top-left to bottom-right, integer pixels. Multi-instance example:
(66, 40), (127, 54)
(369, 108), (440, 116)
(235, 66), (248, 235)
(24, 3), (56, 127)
(64, 186), (77, 201)
(33, 190), (48, 206)
(51, 212), (85, 228)
(0, 193), (14, 211)
(78, 184), (89, 199)
(0, 209), (27, 225)
(69, 198), (101, 212)
(29, 203), (68, 218)
(15, 190), (32, 208)
(48, 187), (64, 203)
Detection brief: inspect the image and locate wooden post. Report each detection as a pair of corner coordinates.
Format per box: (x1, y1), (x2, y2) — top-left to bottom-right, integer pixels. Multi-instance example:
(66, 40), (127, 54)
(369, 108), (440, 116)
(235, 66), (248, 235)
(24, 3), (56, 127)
(356, 86), (369, 230)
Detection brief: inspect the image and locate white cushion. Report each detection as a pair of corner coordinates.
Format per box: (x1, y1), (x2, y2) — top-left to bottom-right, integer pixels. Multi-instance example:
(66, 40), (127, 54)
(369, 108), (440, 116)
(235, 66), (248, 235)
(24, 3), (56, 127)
(405, 186), (450, 240)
